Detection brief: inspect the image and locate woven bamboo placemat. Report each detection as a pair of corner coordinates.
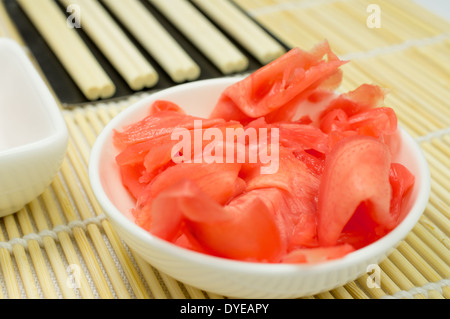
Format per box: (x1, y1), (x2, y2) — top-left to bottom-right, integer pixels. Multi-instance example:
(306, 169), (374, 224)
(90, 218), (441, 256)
(0, 0), (449, 299)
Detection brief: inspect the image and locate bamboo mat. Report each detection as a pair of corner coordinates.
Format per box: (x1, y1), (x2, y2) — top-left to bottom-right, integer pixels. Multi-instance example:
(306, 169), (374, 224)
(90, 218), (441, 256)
(0, 0), (449, 299)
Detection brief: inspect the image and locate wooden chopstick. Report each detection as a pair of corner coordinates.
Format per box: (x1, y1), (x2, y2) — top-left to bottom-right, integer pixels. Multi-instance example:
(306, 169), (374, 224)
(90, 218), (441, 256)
(148, 0), (249, 75)
(192, 0), (286, 65)
(17, 0), (115, 100)
(59, 0), (159, 91)
(101, 0), (200, 83)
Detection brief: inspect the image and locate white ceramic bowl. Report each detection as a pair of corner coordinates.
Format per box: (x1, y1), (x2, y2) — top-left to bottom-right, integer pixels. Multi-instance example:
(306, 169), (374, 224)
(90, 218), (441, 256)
(0, 39), (68, 217)
(89, 77), (430, 298)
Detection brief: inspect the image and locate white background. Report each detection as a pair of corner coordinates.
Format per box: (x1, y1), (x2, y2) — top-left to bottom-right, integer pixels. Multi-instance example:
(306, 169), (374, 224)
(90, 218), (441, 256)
(413, 0), (450, 21)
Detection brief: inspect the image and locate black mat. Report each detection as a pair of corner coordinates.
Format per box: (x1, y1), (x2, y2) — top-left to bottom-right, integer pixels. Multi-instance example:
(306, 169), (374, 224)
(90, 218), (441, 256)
(3, 0), (290, 107)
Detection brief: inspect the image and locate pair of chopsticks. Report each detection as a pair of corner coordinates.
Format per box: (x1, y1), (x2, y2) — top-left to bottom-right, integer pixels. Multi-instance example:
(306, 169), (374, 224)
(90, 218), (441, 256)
(148, 0), (286, 73)
(17, 0), (115, 100)
(149, 0), (249, 75)
(192, 0), (286, 65)
(59, 0), (158, 91)
(101, 0), (201, 83)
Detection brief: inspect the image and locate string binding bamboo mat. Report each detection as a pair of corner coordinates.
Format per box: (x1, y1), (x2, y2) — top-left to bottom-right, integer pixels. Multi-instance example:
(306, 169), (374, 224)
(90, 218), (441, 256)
(0, 0), (449, 299)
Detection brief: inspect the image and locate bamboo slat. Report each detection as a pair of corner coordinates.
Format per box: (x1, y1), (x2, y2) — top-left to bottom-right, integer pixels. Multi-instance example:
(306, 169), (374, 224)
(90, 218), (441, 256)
(131, 253), (169, 299)
(16, 208), (59, 299)
(342, 281), (370, 299)
(0, 225), (23, 298)
(4, 213), (40, 299)
(356, 274), (387, 299)
(40, 187), (95, 299)
(27, 198), (78, 299)
(0, 0), (448, 299)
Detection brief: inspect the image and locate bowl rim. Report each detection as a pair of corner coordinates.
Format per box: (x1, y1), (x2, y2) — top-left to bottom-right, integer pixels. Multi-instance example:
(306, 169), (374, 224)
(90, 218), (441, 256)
(89, 76), (431, 276)
(0, 38), (68, 158)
